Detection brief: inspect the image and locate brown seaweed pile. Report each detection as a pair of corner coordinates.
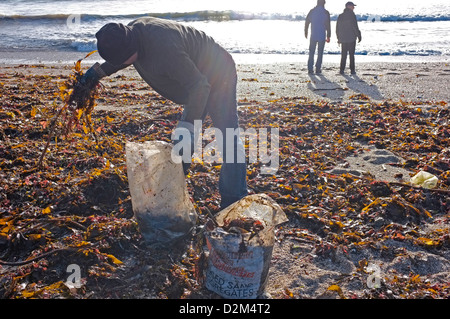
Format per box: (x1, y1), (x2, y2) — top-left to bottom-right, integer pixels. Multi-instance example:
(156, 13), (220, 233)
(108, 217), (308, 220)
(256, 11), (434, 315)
(37, 51), (100, 167)
(0, 64), (448, 299)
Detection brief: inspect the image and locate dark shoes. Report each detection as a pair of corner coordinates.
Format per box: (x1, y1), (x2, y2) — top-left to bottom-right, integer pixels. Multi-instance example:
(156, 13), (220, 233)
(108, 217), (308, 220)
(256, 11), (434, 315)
(308, 69), (356, 75)
(339, 70), (357, 75)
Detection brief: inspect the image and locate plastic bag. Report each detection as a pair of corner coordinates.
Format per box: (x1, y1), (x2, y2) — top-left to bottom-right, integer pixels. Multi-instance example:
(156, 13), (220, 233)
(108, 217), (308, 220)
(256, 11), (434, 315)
(204, 194), (288, 299)
(410, 171), (438, 189)
(125, 141), (197, 246)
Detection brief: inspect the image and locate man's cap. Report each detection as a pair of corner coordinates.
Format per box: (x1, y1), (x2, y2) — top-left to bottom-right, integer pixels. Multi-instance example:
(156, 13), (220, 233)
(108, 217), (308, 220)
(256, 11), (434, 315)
(95, 23), (138, 66)
(346, 2), (356, 7)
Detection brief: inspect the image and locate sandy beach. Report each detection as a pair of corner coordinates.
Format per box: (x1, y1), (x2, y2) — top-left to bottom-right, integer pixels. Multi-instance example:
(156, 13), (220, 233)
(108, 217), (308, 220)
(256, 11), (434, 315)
(2, 55), (449, 103)
(237, 60), (450, 103)
(0, 55), (449, 300)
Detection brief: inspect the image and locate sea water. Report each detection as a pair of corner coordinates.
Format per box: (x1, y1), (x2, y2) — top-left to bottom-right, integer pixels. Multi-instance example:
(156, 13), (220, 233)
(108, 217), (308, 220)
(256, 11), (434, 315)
(0, 0), (449, 64)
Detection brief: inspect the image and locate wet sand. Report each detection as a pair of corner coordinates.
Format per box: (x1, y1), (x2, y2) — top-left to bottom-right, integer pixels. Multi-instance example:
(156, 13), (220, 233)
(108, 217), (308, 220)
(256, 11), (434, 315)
(1, 53), (449, 105)
(237, 61), (450, 103)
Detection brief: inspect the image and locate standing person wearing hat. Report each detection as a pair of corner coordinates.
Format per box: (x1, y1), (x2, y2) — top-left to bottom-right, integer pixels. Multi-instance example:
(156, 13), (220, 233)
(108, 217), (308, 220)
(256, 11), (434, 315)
(336, 2), (362, 75)
(305, 0), (331, 74)
(72, 17), (248, 210)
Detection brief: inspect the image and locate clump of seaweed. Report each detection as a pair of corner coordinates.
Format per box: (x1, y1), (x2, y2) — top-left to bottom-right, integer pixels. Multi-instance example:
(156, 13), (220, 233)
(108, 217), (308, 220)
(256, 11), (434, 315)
(38, 50), (101, 167)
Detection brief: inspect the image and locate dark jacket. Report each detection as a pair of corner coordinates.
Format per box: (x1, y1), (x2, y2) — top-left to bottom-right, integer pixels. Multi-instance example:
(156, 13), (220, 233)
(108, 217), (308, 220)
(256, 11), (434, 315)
(305, 6), (331, 42)
(99, 17), (232, 123)
(336, 8), (362, 43)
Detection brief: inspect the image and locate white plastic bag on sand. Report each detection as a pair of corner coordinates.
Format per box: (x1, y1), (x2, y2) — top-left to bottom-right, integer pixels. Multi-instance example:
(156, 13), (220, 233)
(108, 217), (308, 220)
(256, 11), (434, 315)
(125, 141), (196, 246)
(204, 194), (288, 299)
(410, 171), (438, 189)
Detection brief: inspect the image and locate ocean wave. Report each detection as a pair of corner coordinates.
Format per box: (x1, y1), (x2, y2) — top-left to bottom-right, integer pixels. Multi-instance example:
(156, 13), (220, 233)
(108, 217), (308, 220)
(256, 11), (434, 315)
(2, 10), (450, 23)
(357, 14), (450, 22)
(226, 48), (446, 57)
(0, 40), (446, 57)
(70, 40), (97, 52)
(0, 13), (141, 22)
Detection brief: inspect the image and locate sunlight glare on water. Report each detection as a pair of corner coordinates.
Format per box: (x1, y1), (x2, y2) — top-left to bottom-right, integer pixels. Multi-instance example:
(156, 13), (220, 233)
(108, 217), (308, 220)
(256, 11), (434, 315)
(0, 0), (449, 62)
(2, 0), (446, 18)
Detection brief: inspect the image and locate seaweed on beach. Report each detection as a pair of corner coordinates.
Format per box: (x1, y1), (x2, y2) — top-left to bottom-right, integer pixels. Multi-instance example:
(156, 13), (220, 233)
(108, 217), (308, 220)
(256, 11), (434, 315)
(37, 50), (100, 167)
(0, 64), (449, 299)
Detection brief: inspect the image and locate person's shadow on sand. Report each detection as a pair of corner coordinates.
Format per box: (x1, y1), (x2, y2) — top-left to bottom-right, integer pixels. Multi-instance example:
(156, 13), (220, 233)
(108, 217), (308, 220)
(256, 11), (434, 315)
(307, 73), (346, 100)
(342, 74), (384, 101)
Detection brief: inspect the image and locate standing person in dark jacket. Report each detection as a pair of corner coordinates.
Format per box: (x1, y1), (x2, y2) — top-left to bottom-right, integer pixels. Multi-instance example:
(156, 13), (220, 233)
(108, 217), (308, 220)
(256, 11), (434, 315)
(305, 0), (331, 74)
(71, 17), (248, 209)
(336, 2), (362, 75)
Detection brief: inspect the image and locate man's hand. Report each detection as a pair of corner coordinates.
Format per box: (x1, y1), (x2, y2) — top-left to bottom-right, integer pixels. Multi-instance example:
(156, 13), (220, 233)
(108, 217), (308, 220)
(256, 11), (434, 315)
(358, 35), (362, 43)
(326, 37), (330, 43)
(69, 63), (102, 108)
(81, 67), (101, 88)
(305, 31), (308, 39)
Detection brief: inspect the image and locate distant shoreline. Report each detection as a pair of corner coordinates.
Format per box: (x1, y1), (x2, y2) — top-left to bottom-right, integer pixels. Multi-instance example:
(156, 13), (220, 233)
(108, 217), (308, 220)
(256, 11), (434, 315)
(0, 50), (449, 66)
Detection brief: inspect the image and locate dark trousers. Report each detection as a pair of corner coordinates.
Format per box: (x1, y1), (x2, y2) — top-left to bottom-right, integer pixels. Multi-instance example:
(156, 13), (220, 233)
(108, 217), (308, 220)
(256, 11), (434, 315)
(182, 47), (248, 209)
(308, 39), (326, 72)
(340, 41), (356, 73)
